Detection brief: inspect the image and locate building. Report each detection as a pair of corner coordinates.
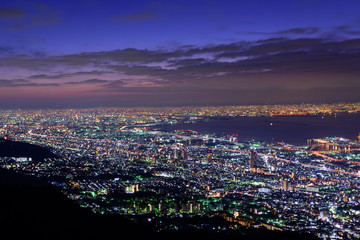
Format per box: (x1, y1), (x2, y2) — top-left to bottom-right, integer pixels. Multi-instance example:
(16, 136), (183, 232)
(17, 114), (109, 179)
(258, 187), (271, 193)
(174, 148), (178, 160)
(181, 148), (188, 160)
(206, 152), (212, 163)
(282, 179), (288, 191)
(250, 151), (257, 172)
(305, 186), (319, 192)
(308, 137), (353, 151)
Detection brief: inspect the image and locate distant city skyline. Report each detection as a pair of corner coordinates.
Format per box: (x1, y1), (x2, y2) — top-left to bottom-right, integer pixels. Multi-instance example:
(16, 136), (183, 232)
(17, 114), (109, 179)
(1, 0), (360, 108)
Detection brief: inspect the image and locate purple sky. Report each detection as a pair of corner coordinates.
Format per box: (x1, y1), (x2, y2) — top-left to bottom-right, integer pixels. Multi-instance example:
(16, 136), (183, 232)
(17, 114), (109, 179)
(0, 0), (360, 108)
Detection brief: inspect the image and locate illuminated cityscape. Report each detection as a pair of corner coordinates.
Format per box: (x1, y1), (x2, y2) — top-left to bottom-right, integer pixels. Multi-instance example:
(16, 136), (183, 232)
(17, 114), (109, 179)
(1, 1), (360, 239)
(1, 103), (360, 239)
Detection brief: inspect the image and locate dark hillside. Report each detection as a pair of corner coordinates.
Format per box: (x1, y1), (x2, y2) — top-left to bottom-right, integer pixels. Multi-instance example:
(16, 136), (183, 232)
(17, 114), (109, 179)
(0, 167), (149, 240)
(0, 139), (57, 163)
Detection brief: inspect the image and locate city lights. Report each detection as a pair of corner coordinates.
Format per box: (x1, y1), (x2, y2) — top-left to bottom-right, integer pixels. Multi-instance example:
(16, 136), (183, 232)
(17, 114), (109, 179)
(1, 102), (360, 239)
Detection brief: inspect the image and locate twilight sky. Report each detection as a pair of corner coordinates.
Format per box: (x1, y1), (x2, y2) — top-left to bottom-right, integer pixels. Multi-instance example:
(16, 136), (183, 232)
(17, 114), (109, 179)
(0, 0), (360, 108)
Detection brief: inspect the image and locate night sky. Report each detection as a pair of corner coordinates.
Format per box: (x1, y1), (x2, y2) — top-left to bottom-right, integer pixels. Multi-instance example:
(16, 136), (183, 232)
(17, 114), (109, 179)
(1, 0), (360, 108)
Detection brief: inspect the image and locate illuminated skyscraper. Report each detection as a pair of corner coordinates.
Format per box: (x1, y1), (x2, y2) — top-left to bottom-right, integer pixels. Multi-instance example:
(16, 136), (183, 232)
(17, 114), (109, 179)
(181, 148), (188, 160)
(250, 151), (257, 171)
(174, 148), (178, 160)
(283, 179), (288, 191)
(206, 152), (212, 163)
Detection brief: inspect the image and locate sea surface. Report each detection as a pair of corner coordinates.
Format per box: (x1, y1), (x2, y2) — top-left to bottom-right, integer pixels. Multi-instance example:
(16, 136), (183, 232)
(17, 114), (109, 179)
(156, 113), (360, 146)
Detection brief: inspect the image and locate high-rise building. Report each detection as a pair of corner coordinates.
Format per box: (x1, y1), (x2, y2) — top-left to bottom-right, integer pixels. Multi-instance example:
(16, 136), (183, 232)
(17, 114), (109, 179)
(283, 179), (288, 191)
(151, 155), (157, 165)
(174, 148), (178, 160)
(206, 152), (212, 163)
(181, 148), (188, 160)
(250, 151), (257, 171)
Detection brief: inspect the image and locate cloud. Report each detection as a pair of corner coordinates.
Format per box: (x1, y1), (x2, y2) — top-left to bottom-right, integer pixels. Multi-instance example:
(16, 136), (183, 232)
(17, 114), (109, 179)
(1, 36), (360, 106)
(12, 38), (360, 79)
(112, 11), (156, 22)
(275, 27), (320, 35)
(0, 79), (27, 87)
(0, 4), (59, 32)
(0, 46), (15, 56)
(0, 8), (25, 19)
(4, 24), (25, 31)
(332, 25), (360, 36)
(4, 38), (360, 80)
(102, 80), (124, 88)
(29, 70), (112, 79)
(245, 24), (360, 40)
(242, 27), (321, 37)
(65, 79), (109, 85)
(30, 3), (59, 25)
(0, 79), (59, 87)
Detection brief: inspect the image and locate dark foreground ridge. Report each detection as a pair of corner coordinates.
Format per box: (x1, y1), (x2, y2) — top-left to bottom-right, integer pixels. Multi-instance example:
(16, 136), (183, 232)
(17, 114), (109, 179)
(0, 138), (57, 163)
(0, 139), (320, 240)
